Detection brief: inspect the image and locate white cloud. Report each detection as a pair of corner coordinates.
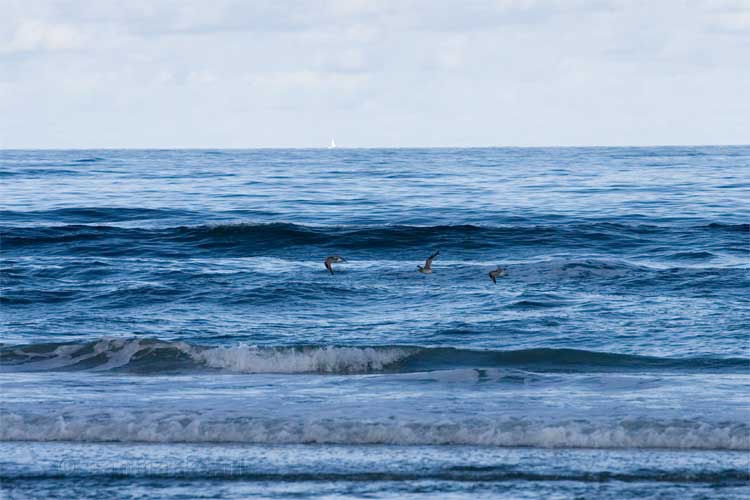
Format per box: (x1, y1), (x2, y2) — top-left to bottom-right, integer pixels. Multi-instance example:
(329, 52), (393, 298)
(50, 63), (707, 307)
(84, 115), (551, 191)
(0, 0), (748, 148)
(1, 19), (85, 53)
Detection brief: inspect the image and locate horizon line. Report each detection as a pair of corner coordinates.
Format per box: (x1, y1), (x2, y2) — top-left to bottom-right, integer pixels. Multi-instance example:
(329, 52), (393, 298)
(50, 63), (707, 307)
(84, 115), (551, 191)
(1, 143), (748, 151)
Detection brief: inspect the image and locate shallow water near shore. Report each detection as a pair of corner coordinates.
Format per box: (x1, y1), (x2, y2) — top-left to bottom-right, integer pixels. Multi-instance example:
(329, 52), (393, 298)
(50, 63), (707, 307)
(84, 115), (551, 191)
(2, 443), (749, 499)
(1, 147), (749, 498)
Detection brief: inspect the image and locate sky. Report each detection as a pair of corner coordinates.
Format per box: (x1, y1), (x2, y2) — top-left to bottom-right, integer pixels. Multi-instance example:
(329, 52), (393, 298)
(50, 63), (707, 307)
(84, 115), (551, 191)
(1, 0), (749, 148)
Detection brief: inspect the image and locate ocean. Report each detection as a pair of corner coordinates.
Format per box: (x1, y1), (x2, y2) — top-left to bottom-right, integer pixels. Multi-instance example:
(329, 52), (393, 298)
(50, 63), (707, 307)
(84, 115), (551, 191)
(1, 147), (748, 499)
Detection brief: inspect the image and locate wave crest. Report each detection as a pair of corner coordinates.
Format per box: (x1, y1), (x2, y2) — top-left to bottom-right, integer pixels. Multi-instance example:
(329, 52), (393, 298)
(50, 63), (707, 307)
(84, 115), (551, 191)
(1, 410), (747, 450)
(3, 221), (745, 257)
(1, 338), (747, 375)
(198, 344), (414, 374)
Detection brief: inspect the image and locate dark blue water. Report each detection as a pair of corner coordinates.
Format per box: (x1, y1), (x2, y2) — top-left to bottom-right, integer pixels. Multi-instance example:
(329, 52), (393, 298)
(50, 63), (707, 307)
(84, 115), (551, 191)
(1, 147), (749, 499)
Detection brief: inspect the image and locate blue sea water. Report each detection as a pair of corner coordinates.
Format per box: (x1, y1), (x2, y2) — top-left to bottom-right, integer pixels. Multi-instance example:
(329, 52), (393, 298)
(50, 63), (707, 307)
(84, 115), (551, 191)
(0, 147), (748, 499)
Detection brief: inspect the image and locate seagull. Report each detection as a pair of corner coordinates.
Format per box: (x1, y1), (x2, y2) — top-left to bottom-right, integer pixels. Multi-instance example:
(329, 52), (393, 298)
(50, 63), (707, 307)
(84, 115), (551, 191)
(489, 266), (506, 284)
(324, 255), (347, 275)
(417, 250), (440, 274)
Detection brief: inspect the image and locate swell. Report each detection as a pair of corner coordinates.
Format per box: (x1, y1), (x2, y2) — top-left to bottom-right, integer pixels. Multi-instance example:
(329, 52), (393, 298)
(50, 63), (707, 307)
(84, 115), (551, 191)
(1, 338), (747, 374)
(0, 207), (198, 224)
(1, 221), (746, 257)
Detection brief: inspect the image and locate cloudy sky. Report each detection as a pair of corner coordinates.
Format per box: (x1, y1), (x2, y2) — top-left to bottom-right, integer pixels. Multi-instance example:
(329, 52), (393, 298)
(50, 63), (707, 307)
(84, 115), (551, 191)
(1, 0), (749, 148)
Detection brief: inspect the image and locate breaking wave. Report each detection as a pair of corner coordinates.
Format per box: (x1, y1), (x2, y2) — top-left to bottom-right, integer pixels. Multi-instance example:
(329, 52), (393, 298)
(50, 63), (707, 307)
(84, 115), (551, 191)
(1, 338), (746, 375)
(1, 409), (747, 450)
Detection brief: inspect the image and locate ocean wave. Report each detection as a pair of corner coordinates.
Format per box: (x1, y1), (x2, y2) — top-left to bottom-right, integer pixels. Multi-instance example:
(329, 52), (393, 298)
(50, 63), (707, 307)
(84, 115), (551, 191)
(508, 259), (747, 286)
(1, 338), (746, 374)
(7, 468), (747, 484)
(1, 409), (746, 450)
(72, 157), (105, 163)
(0, 207), (195, 223)
(0, 168), (82, 177)
(0, 339), (415, 374)
(2, 220), (744, 257)
(706, 222), (750, 233)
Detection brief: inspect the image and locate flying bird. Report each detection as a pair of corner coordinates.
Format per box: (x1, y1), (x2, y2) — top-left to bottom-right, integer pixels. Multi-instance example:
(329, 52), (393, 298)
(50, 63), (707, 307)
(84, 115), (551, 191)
(489, 266), (506, 284)
(417, 250), (440, 274)
(324, 255), (347, 275)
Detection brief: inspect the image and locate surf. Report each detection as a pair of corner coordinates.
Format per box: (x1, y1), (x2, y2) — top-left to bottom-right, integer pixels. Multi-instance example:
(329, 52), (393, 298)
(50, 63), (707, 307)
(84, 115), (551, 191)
(2, 408), (747, 450)
(2, 338), (747, 375)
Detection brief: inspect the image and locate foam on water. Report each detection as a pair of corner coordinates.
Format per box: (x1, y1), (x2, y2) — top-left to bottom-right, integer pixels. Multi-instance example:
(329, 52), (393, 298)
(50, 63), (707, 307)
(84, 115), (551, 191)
(1, 410), (746, 450)
(2, 338), (746, 374)
(197, 344), (414, 373)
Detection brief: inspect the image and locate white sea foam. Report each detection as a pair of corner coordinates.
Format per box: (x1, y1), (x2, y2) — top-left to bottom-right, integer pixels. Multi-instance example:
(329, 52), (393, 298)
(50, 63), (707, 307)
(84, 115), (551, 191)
(196, 344), (415, 373)
(2, 339), (417, 374)
(4, 338), (748, 375)
(3, 338), (141, 371)
(1, 410), (746, 450)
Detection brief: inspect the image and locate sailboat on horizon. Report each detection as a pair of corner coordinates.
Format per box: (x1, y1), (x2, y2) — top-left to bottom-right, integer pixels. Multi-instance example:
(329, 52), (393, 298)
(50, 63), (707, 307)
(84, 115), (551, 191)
(328, 138), (336, 149)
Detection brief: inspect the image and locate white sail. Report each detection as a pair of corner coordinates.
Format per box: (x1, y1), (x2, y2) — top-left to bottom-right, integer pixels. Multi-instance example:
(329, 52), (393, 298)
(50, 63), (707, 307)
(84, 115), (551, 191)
(329, 138), (336, 149)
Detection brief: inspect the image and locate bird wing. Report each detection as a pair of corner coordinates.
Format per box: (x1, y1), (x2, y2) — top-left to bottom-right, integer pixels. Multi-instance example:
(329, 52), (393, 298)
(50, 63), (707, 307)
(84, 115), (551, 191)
(489, 272), (496, 284)
(325, 259), (334, 274)
(425, 250), (440, 268)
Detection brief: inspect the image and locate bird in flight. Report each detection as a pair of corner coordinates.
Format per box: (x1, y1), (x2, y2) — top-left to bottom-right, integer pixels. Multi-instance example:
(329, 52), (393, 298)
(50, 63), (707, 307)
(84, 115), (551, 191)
(417, 251), (440, 274)
(324, 255), (347, 275)
(488, 266), (506, 284)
